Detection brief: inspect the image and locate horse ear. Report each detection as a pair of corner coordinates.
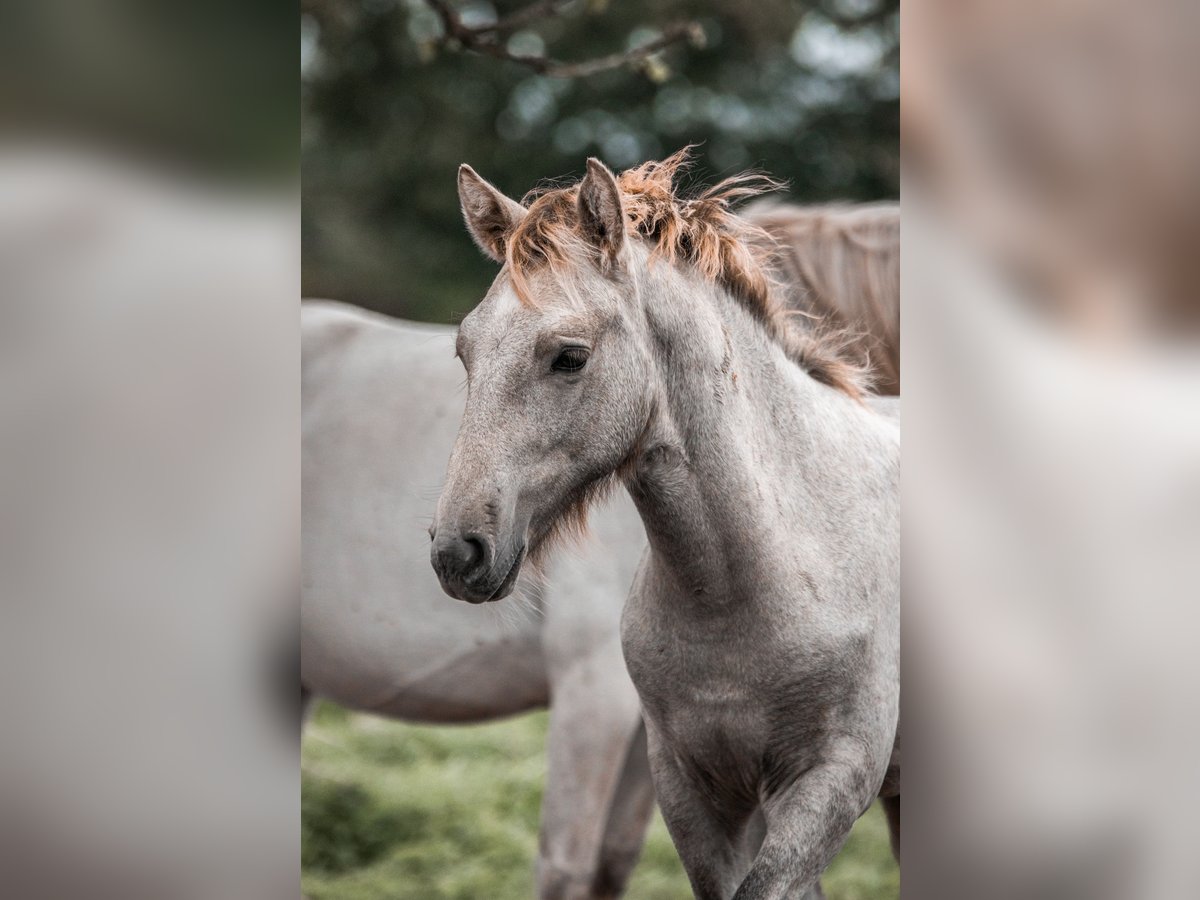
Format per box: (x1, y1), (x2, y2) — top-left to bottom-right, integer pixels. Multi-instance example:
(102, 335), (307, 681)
(458, 164), (526, 263)
(577, 157), (626, 268)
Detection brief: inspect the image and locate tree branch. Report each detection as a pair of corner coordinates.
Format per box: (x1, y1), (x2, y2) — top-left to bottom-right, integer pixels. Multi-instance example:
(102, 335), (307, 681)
(545, 22), (705, 78)
(424, 0), (704, 79)
(474, 0), (579, 36)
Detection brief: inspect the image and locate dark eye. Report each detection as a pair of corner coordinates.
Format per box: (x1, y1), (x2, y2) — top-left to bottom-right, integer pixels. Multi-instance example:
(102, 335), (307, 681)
(551, 346), (589, 373)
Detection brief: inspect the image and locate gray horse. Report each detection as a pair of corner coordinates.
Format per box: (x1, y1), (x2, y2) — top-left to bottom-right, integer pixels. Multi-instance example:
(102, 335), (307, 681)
(303, 181), (899, 897)
(302, 301), (656, 899)
(432, 153), (900, 899)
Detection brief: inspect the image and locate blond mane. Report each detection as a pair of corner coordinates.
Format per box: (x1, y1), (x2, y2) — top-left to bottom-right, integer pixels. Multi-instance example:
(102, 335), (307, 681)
(504, 149), (869, 399)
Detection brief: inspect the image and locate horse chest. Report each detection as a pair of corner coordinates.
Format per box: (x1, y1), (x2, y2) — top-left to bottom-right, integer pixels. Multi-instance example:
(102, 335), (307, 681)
(624, 599), (836, 701)
(624, 599), (862, 791)
(654, 679), (771, 812)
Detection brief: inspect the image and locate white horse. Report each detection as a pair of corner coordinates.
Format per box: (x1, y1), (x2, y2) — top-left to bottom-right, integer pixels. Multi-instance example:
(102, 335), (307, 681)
(302, 301), (655, 899)
(432, 152), (899, 899)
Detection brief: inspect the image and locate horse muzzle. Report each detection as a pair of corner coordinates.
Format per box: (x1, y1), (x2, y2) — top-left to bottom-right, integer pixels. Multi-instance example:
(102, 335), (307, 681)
(430, 528), (525, 603)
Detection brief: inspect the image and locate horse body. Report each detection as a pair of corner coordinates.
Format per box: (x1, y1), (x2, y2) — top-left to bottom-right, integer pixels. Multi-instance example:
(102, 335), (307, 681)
(302, 300), (655, 898)
(434, 153), (900, 900)
(616, 265), (900, 900)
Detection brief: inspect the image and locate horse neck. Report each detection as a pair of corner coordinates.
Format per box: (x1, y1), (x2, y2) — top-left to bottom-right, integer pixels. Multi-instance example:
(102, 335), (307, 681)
(622, 265), (871, 607)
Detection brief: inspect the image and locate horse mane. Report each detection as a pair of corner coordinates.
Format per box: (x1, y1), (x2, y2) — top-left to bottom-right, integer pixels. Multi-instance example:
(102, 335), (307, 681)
(744, 201), (900, 395)
(505, 148), (870, 399)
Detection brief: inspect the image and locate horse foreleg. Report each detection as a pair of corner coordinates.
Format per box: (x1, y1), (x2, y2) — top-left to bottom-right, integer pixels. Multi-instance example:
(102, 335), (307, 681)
(537, 661), (645, 900)
(589, 720), (656, 899)
(741, 810), (825, 900)
(646, 724), (748, 900)
(731, 749), (882, 900)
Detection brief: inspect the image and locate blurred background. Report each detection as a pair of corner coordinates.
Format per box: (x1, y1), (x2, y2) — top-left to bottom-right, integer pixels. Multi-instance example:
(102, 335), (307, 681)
(300, 0), (899, 321)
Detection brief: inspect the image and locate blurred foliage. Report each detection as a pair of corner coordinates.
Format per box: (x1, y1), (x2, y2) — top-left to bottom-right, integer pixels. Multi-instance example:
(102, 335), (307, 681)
(301, 702), (899, 899)
(302, 0), (898, 322)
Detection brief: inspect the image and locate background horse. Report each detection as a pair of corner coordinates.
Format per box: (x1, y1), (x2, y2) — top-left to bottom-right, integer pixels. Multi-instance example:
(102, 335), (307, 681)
(746, 202), (899, 395)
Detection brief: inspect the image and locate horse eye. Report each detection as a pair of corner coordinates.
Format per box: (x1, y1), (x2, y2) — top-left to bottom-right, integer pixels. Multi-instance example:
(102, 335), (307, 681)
(551, 347), (589, 373)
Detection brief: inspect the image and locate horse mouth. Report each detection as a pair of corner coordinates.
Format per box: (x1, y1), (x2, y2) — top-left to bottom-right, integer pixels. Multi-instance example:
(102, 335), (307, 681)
(482, 545), (525, 602)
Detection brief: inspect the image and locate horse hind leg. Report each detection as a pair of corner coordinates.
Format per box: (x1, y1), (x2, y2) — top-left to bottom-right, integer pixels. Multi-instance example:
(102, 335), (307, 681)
(589, 721), (656, 899)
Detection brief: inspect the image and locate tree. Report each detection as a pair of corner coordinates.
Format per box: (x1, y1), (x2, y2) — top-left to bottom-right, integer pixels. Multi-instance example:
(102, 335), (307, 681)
(302, 0), (899, 321)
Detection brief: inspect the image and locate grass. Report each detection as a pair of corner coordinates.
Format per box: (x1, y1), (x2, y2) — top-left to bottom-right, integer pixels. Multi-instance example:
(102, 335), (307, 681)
(302, 702), (898, 899)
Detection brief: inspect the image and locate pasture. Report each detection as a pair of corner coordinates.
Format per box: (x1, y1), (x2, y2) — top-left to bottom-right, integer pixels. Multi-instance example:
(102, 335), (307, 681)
(302, 702), (898, 899)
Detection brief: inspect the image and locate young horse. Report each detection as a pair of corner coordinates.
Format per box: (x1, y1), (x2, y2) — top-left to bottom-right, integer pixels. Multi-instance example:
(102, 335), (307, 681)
(432, 153), (900, 899)
(302, 301), (656, 899)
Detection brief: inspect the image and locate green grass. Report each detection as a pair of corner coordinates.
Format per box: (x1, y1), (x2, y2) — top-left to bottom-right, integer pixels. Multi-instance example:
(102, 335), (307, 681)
(302, 702), (898, 899)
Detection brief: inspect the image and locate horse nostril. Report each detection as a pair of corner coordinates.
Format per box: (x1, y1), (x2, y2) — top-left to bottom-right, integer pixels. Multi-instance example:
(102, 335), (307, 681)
(433, 530), (490, 580)
(461, 534), (486, 568)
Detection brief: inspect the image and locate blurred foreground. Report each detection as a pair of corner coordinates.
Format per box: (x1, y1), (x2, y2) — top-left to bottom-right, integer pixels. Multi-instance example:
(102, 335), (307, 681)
(0, 146), (298, 899)
(2, 2), (298, 894)
(904, 1), (1200, 897)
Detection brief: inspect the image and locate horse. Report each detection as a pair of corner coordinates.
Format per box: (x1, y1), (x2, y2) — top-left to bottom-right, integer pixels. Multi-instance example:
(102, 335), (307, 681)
(431, 151), (900, 899)
(302, 301), (656, 900)
(744, 202), (899, 395)
(302, 190), (899, 899)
